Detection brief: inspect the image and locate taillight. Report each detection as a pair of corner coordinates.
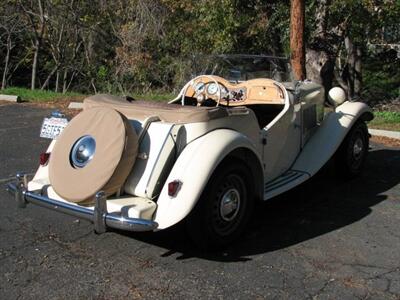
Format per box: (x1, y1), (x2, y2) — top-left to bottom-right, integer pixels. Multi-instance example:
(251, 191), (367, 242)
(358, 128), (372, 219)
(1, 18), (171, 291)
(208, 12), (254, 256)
(40, 152), (51, 166)
(168, 180), (182, 197)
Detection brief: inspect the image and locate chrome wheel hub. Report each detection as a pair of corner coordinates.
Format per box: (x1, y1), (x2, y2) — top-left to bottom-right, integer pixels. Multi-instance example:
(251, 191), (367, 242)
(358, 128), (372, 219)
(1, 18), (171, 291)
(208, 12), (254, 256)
(353, 137), (364, 159)
(219, 188), (240, 222)
(70, 135), (96, 168)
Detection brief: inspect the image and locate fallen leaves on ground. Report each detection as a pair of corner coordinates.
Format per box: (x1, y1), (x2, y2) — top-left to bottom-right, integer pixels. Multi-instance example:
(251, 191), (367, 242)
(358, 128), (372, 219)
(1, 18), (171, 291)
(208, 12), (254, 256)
(370, 135), (400, 148)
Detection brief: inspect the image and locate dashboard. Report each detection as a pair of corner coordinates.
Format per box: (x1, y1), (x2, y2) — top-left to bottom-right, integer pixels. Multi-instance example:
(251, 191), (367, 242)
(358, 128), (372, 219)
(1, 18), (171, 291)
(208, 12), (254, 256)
(185, 75), (285, 106)
(194, 82), (247, 103)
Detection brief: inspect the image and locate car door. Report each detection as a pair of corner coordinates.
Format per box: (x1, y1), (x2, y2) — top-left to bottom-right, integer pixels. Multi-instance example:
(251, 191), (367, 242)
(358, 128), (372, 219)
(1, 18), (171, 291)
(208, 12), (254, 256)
(262, 92), (302, 182)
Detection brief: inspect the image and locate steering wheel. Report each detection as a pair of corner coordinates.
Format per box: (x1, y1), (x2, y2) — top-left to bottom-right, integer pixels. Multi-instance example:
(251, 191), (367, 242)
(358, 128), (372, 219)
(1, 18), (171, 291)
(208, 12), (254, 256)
(181, 75), (222, 107)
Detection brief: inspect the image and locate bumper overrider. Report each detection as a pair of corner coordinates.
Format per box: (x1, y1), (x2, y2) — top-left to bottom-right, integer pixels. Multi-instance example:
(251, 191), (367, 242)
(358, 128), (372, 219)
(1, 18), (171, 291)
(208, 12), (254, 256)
(6, 173), (158, 233)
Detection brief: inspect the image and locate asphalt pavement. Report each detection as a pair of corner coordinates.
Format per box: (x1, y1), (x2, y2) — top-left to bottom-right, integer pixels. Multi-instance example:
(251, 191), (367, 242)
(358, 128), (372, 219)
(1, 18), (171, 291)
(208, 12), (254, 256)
(0, 104), (399, 299)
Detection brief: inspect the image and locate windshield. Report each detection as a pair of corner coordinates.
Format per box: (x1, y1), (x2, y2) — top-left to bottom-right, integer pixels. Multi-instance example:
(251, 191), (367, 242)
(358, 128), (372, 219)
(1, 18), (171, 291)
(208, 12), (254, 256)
(188, 54), (292, 83)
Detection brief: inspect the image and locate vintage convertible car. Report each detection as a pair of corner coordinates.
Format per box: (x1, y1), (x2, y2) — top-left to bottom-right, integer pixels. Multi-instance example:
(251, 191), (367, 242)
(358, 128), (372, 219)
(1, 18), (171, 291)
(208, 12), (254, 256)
(6, 55), (373, 247)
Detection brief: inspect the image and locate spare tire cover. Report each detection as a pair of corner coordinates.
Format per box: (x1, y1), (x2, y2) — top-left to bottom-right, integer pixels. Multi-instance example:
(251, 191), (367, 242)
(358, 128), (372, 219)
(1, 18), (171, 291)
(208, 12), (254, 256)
(49, 107), (138, 203)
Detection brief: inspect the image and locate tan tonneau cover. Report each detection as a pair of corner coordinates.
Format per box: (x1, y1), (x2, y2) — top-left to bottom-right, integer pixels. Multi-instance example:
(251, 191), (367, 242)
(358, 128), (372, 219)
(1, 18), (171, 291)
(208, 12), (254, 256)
(83, 94), (229, 123)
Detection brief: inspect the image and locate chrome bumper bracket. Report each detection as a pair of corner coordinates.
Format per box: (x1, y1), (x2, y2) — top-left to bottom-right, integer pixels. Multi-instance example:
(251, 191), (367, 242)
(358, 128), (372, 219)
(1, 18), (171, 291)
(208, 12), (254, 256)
(15, 173), (28, 208)
(94, 191), (107, 234)
(6, 175), (158, 233)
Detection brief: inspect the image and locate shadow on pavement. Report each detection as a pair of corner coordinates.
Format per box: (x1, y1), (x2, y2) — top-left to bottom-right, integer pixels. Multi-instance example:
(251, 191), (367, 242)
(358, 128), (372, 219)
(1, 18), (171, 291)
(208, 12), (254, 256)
(118, 147), (400, 262)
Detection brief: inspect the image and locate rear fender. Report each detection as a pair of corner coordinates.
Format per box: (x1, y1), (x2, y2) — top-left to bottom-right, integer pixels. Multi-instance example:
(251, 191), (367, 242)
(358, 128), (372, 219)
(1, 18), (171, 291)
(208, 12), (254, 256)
(153, 129), (263, 230)
(293, 101), (373, 176)
(27, 140), (55, 191)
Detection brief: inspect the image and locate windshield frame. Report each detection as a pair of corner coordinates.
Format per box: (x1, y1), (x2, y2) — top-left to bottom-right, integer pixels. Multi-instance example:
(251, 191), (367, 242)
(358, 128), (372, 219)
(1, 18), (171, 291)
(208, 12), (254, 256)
(189, 54), (293, 83)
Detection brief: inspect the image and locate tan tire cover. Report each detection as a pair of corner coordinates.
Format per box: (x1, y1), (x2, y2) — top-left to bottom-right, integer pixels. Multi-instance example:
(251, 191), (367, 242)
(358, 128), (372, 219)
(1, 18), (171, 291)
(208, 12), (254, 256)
(49, 107), (138, 203)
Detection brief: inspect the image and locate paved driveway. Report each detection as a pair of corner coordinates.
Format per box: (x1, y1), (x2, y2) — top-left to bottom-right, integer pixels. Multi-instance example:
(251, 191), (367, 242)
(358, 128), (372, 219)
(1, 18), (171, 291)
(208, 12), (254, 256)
(1, 104), (399, 299)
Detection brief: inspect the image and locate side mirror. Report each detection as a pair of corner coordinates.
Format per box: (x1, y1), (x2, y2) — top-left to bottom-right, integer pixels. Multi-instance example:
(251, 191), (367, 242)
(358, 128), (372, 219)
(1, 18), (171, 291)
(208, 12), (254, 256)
(328, 87), (347, 106)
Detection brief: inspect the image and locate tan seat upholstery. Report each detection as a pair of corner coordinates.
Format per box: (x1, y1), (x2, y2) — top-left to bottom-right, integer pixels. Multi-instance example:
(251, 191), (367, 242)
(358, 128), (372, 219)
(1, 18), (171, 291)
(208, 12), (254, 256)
(49, 107), (138, 203)
(83, 94), (229, 123)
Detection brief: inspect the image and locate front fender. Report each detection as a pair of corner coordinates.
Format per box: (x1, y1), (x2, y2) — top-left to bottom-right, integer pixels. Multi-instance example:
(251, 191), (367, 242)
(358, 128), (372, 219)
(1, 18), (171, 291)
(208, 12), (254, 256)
(293, 101), (373, 176)
(153, 129), (262, 230)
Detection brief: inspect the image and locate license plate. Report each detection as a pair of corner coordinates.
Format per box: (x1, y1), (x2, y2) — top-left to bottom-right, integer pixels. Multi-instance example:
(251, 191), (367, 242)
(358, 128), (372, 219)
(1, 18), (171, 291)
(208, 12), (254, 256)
(40, 117), (68, 139)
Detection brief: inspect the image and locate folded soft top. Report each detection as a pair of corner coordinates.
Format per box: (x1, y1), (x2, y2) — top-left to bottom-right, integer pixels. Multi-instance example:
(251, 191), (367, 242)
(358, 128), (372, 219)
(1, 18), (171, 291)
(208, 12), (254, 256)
(83, 94), (229, 123)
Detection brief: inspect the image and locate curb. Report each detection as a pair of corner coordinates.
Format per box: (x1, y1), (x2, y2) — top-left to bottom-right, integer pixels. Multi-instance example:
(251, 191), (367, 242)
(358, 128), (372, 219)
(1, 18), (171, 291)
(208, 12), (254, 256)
(0, 94), (21, 102)
(68, 102), (83, 109)
(369, 129), (400, 140)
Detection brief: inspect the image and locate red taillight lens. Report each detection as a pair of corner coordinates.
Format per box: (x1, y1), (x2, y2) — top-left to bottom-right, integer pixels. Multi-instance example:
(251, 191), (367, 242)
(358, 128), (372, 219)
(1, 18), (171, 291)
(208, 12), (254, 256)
(168, 180), (182, 197)
(40, 152), (51, 166)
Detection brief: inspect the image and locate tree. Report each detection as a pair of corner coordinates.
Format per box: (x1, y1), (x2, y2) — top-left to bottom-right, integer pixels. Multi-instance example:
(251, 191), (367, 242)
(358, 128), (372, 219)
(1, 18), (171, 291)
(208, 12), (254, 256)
(290, 0), (306, 80)
(19, 0), (47, 90)
(306, 0), (345, 98)
(0, 16), (23, 89)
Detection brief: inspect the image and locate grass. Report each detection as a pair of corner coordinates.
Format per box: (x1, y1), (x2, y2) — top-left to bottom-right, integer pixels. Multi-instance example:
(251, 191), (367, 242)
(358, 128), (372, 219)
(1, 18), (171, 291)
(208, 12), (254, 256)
(132, 92), (175, 102)
(1, 87), (174, 103)
(1, 87), (84, 102)
(369, 111), (400, 131)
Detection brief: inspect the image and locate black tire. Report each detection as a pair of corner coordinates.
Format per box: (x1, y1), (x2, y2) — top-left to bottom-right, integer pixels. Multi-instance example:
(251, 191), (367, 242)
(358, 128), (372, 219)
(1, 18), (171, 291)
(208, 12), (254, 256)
(186, 161), (254, 249)
(335, 120), (369, 178)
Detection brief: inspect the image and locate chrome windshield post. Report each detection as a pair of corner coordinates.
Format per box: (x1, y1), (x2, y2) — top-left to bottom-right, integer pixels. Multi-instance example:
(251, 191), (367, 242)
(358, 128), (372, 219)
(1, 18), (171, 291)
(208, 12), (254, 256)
(94, 191), (107, 234)
(15, 173), (28, 208)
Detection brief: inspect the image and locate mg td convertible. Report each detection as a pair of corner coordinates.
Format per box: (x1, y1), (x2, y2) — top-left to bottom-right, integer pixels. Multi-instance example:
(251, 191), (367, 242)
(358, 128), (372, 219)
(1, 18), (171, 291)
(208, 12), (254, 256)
(6, 55), (373, 247)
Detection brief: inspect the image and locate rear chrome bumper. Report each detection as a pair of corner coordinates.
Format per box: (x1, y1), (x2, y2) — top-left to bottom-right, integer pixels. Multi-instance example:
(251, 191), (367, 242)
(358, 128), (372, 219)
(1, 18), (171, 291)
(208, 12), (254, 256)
(6, 173), (158, 233)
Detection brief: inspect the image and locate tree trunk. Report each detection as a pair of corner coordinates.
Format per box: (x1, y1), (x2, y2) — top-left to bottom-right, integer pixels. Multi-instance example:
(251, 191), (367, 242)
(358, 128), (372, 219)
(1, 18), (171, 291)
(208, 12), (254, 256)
(1, 36), (11, 90)
(66, 71), (77, 92)
(55, 70), (60, 92)
(305, 0), (338, 100)
(354, 46), (362, 99)
(90, 78), (97, 94)
(290, 0), (306, 81)
(341, 40), (362, 100)
(62, 69), (68, 94)
(31, 39), (40, 90)
(21, 0), (46, 90)
(41, 64), (60, 90)
(344, 36), (355, 98)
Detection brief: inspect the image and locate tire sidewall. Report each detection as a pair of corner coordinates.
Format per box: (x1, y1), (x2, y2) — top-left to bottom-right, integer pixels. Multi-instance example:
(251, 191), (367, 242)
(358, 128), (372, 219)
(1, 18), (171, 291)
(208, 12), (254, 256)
(338, 120), (369, 177)
(187, 161), (254, 248)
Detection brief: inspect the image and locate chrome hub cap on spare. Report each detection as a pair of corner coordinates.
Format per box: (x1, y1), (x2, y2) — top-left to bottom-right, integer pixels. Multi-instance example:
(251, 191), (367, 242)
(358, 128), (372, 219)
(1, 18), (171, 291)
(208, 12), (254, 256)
(353, 137), (364, 160)
(219, 188), (241, 222)
(70, 135), (96, 168)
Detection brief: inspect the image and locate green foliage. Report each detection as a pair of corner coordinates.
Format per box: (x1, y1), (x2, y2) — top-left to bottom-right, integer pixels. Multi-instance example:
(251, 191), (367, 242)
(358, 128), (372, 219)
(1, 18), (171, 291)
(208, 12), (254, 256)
(363, 50), (400, 103)
(97, 66), (109, 81)
(0, 0), (398, 107)
(363, 70), (400, 102)
(373, 111), (400, 122)
(369, 111), (400, 131)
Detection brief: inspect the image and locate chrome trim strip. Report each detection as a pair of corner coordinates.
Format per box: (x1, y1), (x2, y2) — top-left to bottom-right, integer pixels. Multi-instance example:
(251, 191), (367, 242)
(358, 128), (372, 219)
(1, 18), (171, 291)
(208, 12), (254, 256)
(264, 170), (309, 193)
(264, 171), (300, 191)
(265, 173), (303, 192)
(138, 116), (161, 144)
(6, 182), (158, 232)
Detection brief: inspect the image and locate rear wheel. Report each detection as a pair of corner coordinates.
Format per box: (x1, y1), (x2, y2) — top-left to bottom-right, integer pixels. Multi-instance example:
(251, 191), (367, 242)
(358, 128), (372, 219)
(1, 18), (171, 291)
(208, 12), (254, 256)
(186, 161), (254, 249)
(336, 120), (369, 178)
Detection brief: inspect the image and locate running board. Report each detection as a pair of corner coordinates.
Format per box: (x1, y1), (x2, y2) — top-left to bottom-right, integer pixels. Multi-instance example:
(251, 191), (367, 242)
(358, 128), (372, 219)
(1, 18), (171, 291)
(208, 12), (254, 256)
(264, 170), (310, 200)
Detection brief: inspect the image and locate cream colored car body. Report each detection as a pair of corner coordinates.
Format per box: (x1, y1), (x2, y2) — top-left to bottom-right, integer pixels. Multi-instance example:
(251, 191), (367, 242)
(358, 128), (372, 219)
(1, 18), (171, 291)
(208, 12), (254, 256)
(26, 78), (372, 231)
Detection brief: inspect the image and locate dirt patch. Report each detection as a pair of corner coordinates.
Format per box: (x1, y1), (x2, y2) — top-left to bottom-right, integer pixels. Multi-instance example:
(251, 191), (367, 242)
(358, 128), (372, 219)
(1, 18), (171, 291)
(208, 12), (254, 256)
(369, 122), (400, 131)
(0, 100), (19, 105)
(370, 135), (400, 147)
